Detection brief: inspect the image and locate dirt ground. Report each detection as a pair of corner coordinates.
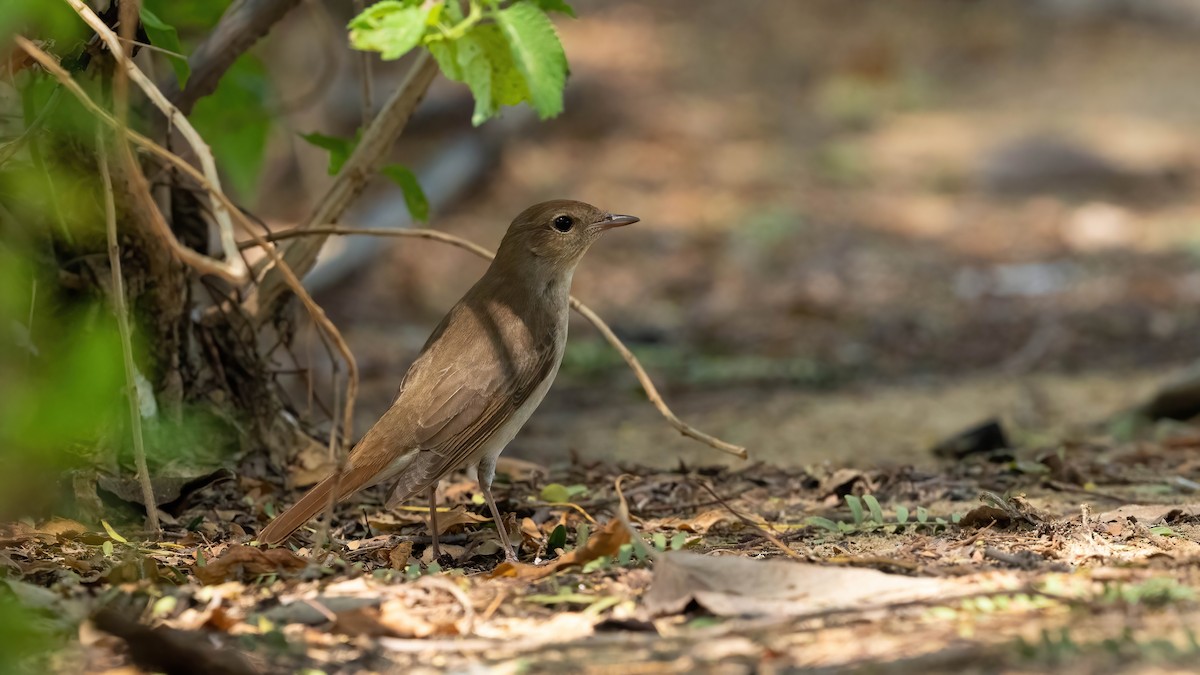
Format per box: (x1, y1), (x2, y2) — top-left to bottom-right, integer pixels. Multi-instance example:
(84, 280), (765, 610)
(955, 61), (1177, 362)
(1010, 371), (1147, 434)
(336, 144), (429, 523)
(7, 0), (1200, 672)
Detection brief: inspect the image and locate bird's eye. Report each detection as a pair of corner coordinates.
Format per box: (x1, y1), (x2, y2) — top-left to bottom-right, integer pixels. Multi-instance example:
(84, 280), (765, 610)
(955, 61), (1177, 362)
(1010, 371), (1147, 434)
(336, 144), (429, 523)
(552, 215), (574, 232)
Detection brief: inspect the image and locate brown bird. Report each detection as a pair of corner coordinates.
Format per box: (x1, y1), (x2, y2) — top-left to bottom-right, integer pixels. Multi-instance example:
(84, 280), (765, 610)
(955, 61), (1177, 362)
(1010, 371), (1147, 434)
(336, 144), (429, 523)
(258, 200), (638, 561)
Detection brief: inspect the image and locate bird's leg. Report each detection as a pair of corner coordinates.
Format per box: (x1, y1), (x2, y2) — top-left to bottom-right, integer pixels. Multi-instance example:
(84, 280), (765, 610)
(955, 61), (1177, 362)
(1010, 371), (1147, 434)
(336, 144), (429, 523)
(427, 485), (440, 560)
(477, 457), (518, 563)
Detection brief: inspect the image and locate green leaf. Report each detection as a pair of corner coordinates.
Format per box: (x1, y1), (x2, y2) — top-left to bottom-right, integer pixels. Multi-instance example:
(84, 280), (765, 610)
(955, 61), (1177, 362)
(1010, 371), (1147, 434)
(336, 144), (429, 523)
(540, 483), (571, 503)
(380, 164), (430, 221)
(895, 505), (909, 524)
(494, 2), (567, 119)
(652, 532), (667, 552)
(616, 543), (633, 566)
(669, 532), (687, 551)
(916, 506), (929, 523)
(863, 494), (884, 524)
(299, 132), (355, 175)
(348, 1), (432, 60)
(190, 55), (271, 196)
(805, 516), (840, 532)
(574, 522), (588, 550)
(102, 540), (114, 557)
(532, 0), (577, 17)
(845, 495), (865, 525)
(431, 24), (533, 126)
(546, 524), (567, 552)
(101, 519), (129, 544)
(139, 6), (189, 86)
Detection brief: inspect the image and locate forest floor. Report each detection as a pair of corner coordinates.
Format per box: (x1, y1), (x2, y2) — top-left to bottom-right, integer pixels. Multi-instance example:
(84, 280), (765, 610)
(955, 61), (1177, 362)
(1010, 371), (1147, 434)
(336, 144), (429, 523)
(4, 433), (1200, 673)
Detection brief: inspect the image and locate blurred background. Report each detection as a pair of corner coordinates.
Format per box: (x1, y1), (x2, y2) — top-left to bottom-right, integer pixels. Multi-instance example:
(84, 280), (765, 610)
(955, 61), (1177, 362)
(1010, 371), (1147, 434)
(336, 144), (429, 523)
(195, 0), (1200, 467)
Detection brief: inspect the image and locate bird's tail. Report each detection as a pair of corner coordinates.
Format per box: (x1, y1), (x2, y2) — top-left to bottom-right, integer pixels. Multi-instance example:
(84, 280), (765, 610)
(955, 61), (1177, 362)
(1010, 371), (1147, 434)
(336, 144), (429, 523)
(258, 467), (373, 545)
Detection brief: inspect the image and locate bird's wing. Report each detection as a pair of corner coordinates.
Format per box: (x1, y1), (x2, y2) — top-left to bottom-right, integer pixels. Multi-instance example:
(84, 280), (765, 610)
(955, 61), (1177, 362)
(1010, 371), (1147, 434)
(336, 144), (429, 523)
(377, 304), (560, 506)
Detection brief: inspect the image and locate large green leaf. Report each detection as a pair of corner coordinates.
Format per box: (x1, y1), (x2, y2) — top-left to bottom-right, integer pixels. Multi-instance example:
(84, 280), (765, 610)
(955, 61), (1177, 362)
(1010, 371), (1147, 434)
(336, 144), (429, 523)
(494, 2), (567, 119)
(139, 6), (190, 86)
(349, 0), (433, 60)
(430, 23), (533, 126)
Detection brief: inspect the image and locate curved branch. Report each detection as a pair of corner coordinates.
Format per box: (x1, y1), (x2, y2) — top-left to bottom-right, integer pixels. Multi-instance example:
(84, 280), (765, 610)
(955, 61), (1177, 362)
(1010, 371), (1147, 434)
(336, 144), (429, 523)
(163, 0), (304, 115)
(252, 51), (440, 319)
(242, 226), (750, 460)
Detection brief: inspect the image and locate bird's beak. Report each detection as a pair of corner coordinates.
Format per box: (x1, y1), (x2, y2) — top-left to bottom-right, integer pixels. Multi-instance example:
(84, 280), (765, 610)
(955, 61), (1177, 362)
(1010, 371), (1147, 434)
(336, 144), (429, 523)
(595, 213), (639, 230)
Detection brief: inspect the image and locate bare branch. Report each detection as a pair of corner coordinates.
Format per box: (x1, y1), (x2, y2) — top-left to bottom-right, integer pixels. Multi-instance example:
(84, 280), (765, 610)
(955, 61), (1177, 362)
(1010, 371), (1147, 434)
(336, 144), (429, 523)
(65, 0), (246, 283)
(242, 226), (750, 460)
(18, 35), (361, 472)
(16, 36), (245, 283)
(238, 226), (359, 494)
(252, 51), (439, 318)
(163, 0), (304, 115)
(97, 128), (160, 536)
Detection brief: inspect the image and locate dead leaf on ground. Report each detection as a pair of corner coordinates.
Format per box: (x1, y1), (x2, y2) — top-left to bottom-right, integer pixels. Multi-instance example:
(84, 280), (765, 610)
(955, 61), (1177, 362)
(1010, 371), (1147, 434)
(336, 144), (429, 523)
(642, 551), (958, 618)
(495, 456), (549, 481)
(1098, 503), (1200, 524)
(288, 437), (337, 488)
(431, 506), (490, 535)
(333, 579), (469, 638)
(958, 505), (1013, 528)
(193, 545), (307, 584)
(489, 517), (631, 581)
(389, 541), (414, 570)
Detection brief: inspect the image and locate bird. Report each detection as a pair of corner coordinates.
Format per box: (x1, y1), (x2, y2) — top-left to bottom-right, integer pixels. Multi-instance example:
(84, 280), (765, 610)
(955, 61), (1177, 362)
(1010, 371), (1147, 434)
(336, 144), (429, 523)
(258, 200), (638, 561)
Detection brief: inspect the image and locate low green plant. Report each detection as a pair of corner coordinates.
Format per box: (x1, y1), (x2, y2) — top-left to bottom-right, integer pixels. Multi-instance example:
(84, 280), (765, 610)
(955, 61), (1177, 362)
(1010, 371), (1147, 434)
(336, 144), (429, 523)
(806, 494), (962, 535)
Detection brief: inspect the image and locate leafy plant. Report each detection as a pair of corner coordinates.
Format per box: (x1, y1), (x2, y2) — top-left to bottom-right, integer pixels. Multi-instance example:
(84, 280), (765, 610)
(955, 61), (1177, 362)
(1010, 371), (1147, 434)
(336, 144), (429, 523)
(806, 494), (963, 535)
(349, 0), (573, 125)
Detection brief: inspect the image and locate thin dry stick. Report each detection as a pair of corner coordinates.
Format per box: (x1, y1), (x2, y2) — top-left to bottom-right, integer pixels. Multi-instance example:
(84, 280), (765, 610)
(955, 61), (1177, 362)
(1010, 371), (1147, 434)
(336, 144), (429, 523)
(255, 50), (438, 316)
(15, 37), (358, 455)
(15, 37), (244, 283)
(238, 225), (359, 529)
(353, 0), (374, 127)
(63, 0), (247, 283)
(97, 129), (160, 536)
(242, 226), (749, 460)
(691, 479), (802, 560)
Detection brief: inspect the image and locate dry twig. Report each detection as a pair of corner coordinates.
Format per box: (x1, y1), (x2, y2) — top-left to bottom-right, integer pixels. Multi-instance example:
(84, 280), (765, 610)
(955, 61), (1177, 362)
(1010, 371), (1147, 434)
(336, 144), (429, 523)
(254, 51), (439, 316)
(164, 0), (303, 115)
(17, 36), (360, 498)
(97, 129), (160, 536)
(242, 226), (749, 460)
(62, 0), (247, 283)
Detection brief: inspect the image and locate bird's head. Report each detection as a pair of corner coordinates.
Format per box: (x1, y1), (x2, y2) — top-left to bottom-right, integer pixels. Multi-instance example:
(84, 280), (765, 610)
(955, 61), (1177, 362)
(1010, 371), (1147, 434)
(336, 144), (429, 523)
(493, 199), (638, 283)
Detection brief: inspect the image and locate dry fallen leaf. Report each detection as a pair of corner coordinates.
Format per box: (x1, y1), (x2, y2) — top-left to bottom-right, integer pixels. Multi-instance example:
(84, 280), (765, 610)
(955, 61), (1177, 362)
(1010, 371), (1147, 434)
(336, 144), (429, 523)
(389, 541), (414, 570)
(193, 545), (307, 585)
(431, 506), (491, 535)
(654, 509), (758, 534)
(1098, 504), (1200, 524)
(642, 551), (958, 618)
(489, 517), (630, 581)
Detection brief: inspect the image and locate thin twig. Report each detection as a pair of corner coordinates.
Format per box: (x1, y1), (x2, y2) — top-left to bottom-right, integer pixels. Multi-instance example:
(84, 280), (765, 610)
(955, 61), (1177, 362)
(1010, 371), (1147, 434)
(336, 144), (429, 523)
(164, 0), (303, 115)
(353, 0), (374, 128)
(0, 87), (62, 167)
(255, 50), (439, 317)
(17, 36), (360, 510)
(97, 128), (160, 536)
(16, 36), (244, 283)
(241, 226), (749, 460)
(692, 479), (801, 559)
(237, 226), (358, 527)
(63, 0), (247, 283)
